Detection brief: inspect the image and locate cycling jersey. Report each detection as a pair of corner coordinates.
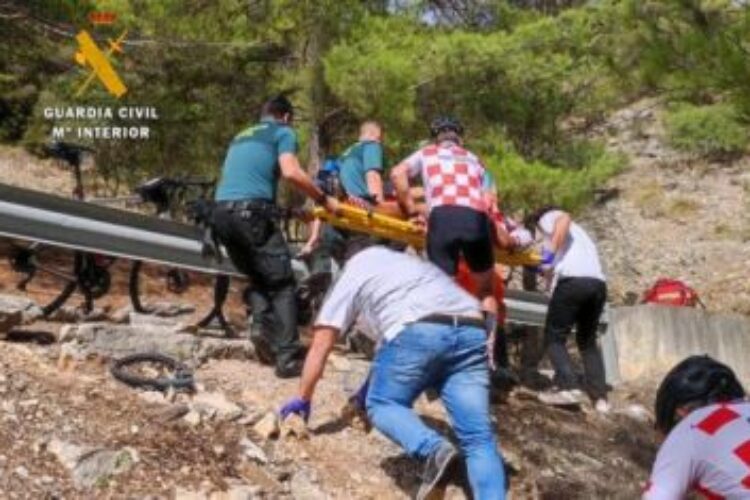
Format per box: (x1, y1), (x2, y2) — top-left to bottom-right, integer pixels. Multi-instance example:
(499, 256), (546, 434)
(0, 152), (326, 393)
(644, 400), (750, 500)
(403, 141), (488, 213)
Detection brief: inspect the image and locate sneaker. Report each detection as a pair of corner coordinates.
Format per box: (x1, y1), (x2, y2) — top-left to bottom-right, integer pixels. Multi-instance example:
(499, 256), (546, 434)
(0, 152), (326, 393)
(594, 398), (612, 414)
(538, 389), (586, 407)
(275, 358), (304, 379)
(416, 442), (459, 500)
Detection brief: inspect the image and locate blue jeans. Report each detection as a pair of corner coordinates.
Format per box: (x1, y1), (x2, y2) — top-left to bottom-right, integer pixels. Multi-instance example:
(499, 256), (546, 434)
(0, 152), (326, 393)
(366, 322), (506, 500)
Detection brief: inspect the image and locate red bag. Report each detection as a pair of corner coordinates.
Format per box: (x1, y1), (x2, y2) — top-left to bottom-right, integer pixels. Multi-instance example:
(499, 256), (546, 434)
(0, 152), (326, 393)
(642, 278), (702, 308)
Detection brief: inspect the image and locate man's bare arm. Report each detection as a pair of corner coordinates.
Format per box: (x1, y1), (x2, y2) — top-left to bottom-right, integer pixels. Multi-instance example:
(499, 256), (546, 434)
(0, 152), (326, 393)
(298, 326), (338, 401)
(366, 171), (384, 203)
(279, 153), (339, 213)
(279, 153), (326, 201)
(549, 212), (572, 252)
(390, 162), (415, 216)
(494, 221), (515, 249)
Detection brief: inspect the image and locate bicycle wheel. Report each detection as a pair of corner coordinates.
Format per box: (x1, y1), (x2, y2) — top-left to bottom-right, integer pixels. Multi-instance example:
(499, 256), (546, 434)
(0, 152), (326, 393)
(8, 241), (113, 316)
(110, 353), (194, 392)
(129, 261), (234, 335)
(128, 260), (196, 314)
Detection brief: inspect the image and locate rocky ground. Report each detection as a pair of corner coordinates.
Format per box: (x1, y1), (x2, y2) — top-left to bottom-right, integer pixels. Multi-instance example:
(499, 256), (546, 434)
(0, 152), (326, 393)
(3, 103), (743, 498)
(0, 285), (657, 500)
(582, 99), (750, 315)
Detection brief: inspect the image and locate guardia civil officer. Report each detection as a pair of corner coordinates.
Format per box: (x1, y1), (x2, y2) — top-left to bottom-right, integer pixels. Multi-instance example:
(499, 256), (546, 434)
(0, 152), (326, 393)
(213, 95), (339, 378)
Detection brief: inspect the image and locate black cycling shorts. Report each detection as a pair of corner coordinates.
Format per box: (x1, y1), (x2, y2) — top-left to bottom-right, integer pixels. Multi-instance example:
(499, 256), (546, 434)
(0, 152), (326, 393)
(427, 205), (494, 276)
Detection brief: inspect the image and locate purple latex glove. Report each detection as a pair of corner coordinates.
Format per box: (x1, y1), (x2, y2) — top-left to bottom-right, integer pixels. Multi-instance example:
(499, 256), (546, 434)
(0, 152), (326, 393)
(279, 397), (311, 421)
(540, 248), (556, 266)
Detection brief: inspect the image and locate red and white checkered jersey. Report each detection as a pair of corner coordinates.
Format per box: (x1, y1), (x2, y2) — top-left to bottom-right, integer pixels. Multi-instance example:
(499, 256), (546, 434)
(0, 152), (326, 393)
(403, 141), (489, 213)
(644, 400), (750, 500)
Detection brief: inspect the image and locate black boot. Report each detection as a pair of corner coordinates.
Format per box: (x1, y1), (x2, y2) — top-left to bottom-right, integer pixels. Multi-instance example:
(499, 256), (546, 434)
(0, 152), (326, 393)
(274, 358), (304, 379)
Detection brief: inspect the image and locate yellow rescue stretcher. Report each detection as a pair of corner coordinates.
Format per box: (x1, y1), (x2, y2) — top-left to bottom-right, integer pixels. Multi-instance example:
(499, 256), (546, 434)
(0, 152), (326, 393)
(311, 204), (540, 267)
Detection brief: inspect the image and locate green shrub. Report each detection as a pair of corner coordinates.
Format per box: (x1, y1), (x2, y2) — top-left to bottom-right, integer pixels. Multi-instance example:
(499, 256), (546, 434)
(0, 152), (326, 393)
(665, 103), (748, 158)
(487, 143), (624, 213)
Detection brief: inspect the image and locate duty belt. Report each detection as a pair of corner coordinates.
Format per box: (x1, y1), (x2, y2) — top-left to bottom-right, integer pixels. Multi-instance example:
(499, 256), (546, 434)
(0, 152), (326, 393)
(417, 313), (485, 329)
(216, 199), (282, 218)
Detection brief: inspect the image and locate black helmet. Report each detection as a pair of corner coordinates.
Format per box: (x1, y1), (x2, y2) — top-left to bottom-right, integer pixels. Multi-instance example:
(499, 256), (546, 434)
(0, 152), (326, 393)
(430, 115), (464, 138)
(655, 355), (745, 434)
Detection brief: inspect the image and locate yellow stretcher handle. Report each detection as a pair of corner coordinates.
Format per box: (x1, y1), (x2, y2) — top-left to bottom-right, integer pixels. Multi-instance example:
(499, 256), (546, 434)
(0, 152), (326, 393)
(311, 205), (541, 267)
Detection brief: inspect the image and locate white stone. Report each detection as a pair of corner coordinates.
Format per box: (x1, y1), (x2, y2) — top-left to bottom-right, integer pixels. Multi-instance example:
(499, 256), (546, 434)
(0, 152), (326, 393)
(191, 391), (243, 421)
(239, 437), (268, 464)
(252, 412), (279, 440)
(183, 409), (202, 426)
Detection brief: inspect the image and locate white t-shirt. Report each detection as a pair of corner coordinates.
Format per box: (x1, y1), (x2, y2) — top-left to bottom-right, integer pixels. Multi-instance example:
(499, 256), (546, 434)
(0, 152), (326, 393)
(315, 246), (481, 342)
(644, 400), (750, 500)
(537, 210), (605, 285)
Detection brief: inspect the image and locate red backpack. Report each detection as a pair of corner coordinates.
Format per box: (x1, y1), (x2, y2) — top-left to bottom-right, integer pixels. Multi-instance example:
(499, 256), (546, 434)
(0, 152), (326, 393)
(642, 278), (702, 308)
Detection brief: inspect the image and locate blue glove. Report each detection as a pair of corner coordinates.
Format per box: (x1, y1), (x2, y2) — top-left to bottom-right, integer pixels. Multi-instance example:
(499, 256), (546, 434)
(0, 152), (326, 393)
(540, 248), (556, 266)
(279, 397), (311, 422)
(351, 378), (370, 411)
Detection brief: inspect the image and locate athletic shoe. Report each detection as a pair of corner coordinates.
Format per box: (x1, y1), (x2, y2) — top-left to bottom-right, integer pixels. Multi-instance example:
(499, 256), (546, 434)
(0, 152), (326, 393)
(416, 442), (459, 500)
(594, 398), (612, 414)
(537, 388), (586, 407)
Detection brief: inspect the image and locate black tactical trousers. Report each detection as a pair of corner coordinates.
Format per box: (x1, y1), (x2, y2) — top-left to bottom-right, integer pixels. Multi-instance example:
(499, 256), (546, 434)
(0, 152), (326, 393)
(212, 205), (302, 367)
(544, 277), (608, 399)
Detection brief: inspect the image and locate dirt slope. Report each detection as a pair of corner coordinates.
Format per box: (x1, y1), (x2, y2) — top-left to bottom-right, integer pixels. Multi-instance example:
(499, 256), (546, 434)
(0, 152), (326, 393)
(0, 327), (656, 499)
(582, 99), (750, 315)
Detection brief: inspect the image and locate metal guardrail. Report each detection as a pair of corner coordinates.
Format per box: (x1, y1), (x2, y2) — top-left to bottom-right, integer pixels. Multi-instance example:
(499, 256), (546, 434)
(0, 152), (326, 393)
(0, 183), (242, 277)
(0, 182), (607, 329)
(0, 181), (620, 381)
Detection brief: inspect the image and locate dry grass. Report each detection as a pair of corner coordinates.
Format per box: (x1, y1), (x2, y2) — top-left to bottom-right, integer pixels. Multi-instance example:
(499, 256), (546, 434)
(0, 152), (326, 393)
(0, 145), (74, 195)
(665, 196), (702, 220)
(626, 179), (666, 216)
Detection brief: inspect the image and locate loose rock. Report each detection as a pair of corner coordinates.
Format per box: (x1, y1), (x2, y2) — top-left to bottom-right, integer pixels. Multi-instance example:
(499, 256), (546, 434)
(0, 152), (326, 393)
(239, 437), (268, 464)
(183, 409), (203, 426)
(191, 391), (243, 421)
(138, 390), (167, 405)
(280, 414), (309, 440)
(290, 471), (327, 500)
(47, 438), (139, 489)
(253, 412), (279, 440)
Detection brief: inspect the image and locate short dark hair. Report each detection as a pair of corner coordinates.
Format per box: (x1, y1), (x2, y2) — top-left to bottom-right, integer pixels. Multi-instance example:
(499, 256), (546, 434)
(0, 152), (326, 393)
(524, 205), (560, 230)
(262, 95), (294, 119)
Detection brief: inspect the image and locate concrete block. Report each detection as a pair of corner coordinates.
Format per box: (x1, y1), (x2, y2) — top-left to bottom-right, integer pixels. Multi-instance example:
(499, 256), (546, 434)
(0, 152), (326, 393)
(610, 305), (750, 385)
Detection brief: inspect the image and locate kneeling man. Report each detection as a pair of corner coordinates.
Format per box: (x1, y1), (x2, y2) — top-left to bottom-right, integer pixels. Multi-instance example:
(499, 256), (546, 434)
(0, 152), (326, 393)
(279, 241), (506, 500)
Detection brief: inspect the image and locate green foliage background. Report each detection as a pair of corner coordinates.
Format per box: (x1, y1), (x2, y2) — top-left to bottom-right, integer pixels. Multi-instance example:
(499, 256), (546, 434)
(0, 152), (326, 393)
(2, 0), (750, 212)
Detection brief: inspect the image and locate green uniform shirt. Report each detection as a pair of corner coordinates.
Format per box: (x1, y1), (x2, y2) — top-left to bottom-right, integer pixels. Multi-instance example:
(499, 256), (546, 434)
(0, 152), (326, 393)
(338, 140), (384, 199)
(215, 117), (297, 202)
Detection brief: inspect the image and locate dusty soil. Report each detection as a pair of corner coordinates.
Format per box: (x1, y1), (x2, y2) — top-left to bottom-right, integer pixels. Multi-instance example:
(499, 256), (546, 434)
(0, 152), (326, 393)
(0, 326), (657, 499)
(583, 99), (750, 315)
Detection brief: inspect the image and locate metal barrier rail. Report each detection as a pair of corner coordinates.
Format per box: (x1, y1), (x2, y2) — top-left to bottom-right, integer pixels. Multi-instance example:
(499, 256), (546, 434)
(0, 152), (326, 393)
(0, 182), (591, 328)
(0, 181), (619, 381)
(0, 183), (242, 277)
